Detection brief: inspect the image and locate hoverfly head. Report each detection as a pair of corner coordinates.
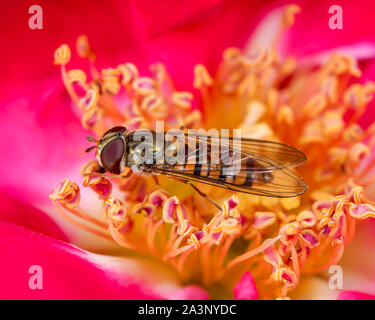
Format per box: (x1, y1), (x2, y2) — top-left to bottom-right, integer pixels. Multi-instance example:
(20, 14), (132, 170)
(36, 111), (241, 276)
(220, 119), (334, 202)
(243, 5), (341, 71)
(97, 126), (127, 174)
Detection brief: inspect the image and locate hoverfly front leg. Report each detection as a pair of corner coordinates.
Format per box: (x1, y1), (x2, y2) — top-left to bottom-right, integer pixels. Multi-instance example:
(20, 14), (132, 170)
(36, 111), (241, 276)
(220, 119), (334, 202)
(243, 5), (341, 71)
(83, 168), (133, 180)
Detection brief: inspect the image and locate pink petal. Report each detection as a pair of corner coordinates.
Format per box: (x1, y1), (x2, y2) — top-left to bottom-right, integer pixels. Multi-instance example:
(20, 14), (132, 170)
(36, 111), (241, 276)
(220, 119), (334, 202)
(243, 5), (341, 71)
(337, 290), (375, 300)
(2, 0), (271, 93)
(0, 192), (67, 241)
(0, 81), (89, 207)
(285, 0), (375, 58)
(336, 218), (375, 299)
(130, 0), (226, 39)
(0, 219), (166, 299)
(144, 0), (272, 90)
(233, 272), (259, 300)
(171, 285), (210, 300)
(1, 1), (144, 90)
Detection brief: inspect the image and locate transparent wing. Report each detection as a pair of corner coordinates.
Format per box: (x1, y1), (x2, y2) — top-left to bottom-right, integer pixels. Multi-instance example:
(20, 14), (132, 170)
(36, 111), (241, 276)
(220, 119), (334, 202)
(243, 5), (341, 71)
(126, 131), (307, 197)
(183, 132), (306, 171)
(154, 133), (307, 197)
(151, 164), (307, 197)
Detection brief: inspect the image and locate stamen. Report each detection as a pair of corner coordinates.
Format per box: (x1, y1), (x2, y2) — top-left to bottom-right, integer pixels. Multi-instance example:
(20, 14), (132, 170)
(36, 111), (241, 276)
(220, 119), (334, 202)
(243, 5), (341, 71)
(118, 63), (139, 86)
(54, 44), (71, 65)
(147, 219), (164, 254)
(52, 201), (112, 240)
(193, 64), (213, 89)
(76, 35), (96, 61)
(226, 236), (281, 269)
(282, 4), (301, 28)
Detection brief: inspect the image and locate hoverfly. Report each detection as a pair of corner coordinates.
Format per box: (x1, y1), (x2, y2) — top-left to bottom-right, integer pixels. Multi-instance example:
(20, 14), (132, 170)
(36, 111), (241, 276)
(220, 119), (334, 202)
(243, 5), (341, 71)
(86, 126), (307, 209)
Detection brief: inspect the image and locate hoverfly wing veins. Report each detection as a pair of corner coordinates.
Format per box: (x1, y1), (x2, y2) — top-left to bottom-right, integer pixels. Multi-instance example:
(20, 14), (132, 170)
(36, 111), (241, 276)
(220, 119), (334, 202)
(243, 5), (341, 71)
(145, 132), (308, 198)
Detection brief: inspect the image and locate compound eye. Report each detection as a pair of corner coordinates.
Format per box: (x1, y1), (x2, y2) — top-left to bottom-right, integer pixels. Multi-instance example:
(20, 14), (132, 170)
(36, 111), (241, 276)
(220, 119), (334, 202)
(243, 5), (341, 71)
(100, 138), (125, 174)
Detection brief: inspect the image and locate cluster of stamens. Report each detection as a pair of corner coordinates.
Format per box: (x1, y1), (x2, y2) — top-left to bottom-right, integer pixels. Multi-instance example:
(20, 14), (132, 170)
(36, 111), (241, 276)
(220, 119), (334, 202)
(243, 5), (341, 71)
(50, 5), (375, 299)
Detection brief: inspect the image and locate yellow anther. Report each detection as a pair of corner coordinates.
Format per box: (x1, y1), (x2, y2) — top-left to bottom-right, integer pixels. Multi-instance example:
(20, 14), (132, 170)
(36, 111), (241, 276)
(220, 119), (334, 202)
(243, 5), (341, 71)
(277, 105), (294, 126)
(176, 203), (185, 223)
(321, 75), (338, 104)
(237, 74), (257, 97)
(273, 267), (298, 288)
(141, 93), (162, 111)
(118, 63), (139, 85)
(223, 47), (242, 63)
(105, 197), (128, 229)
(81, 160), (102, 186)
(243, 46), (267, 68)
(54, 44), (71, 65)
(324, 54), (361, 77)
(279, 57), (296, 76)
(76, 35), (96, 61)
(349, 143), (370, 165)
(302, 92), (327, 117)
(187, 233), (200, 249)
(102, 68), (121, 94)
(241, 100), (266, 126)
(322, 111), (344, 138)
(280, 196), (301, 211)
(49, 178), (80, 209)
(240, 122), (273, 140)
(172, 91), (193, 110)
(193, 64), (213, 89)
(252, 211), (277, 230)
(296, 210), (317, 228)
(343, 124), (364, 143)
(221, 218), (241, 235)
(133, 77), (156, 95)
(282, 4), (301, 28)
(181, 109), (202, 128)
(81, 107), (100, 129)
(79, 84), (99, 111)
(177, 221), (197, 237)
(67, 69), (87, 85)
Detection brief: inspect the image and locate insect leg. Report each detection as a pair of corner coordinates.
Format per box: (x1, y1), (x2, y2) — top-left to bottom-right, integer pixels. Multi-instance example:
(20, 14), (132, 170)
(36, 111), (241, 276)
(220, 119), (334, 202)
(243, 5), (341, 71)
(170, 177), (221, 211)
(83, 168), (133, 180)
(152, 175), (160, 187)
(83, 172), (119, 179)
(188, 182), (222, 211)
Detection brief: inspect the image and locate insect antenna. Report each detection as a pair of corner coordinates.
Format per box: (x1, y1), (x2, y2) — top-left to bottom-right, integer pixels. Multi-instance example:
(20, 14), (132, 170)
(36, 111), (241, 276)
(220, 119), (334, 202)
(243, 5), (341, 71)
(87, 136), (97, 142)
(85, 145), (97, 153)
